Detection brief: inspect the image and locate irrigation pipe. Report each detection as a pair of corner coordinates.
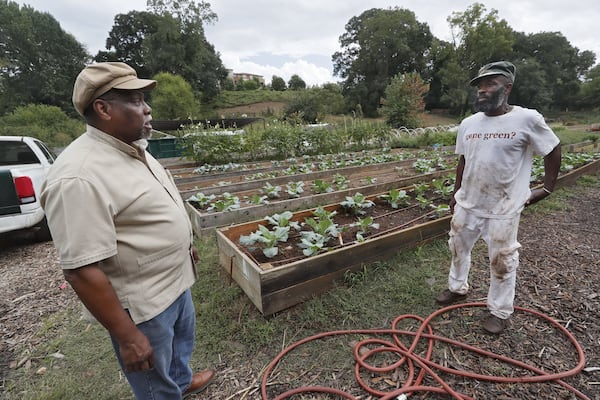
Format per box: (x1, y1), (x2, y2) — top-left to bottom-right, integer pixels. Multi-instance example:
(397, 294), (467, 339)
(260, 302), (588, 399)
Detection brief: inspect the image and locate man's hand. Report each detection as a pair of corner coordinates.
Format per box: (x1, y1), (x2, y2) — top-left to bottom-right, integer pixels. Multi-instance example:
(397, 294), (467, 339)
(118, 329), (155, 372)
(525, 187), (550, 207)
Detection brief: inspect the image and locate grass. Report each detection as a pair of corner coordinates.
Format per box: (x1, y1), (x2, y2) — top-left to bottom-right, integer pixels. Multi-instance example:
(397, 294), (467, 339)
(2, 167), (597, 399)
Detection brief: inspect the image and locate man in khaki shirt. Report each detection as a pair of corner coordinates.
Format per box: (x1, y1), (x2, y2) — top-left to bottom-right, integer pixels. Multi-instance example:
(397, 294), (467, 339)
(41, 62), (215, 399)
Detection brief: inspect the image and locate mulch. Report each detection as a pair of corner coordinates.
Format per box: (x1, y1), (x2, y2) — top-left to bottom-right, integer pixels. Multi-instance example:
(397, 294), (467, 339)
(0, 177), (598, 399)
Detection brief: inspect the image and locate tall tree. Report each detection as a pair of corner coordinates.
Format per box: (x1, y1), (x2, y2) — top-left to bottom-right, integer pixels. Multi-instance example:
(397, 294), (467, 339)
(512, 31), (595, 110)
(577, 64), (600, 109)
(97, 0), (227, 102)
(271, 75), (286, 91)
(288, 74), (306, 90)
(332, 7), (433, 117)
(437, 3), (514, 115)
(0, 0), (89, 115)
(447, 3), (514, 77)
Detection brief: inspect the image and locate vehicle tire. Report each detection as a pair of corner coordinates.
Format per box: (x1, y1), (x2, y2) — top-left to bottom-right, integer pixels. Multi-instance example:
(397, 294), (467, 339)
(34, 217), (52, 242)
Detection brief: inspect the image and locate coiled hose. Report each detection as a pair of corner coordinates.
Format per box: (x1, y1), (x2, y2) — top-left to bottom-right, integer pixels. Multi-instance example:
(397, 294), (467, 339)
(260, 302), (588, 399)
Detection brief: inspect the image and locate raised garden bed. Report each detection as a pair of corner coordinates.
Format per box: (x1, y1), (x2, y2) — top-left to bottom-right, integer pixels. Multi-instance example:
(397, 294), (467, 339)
(186, 169), (452, 236)
(216, 158), (600, 315)
(177, 151), (455, 198)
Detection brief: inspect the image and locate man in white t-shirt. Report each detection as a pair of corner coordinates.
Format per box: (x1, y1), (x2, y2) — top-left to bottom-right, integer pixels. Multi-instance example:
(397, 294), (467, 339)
(434, 61), (562, 334)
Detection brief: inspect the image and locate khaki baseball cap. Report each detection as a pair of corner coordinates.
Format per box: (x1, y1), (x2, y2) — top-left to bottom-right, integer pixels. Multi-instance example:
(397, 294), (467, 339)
(72, 62), (156, 116)
(469, 61), (516, 86)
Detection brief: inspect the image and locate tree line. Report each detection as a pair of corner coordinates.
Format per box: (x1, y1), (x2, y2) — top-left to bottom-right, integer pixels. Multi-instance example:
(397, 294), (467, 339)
(1, 0), (599, 126)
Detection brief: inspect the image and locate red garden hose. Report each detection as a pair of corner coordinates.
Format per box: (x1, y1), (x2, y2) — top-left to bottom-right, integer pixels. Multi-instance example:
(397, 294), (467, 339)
(260, 302), (589, 399)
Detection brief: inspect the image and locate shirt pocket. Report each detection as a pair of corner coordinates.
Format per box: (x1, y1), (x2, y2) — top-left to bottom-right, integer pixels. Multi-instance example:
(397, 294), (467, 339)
(137, 242), (187, 301)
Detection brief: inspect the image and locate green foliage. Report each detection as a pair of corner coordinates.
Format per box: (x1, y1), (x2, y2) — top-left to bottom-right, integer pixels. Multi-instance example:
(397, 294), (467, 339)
(287, 74), (306, 90)
(271, 75), (287, 91)
(0, 104), (84, 147)
(333, 7), (433, 117)
(340, 192), (375, 216)
(378, 188), (410, 209)
(381, 72), (429, 128)
(298, 231), (328, 257)
(179, 125), (246, 163)
(99, 2), (227, 102)
(151, 72), (200, 119)
(283, 91), (321, 123)
(239, 224), (290, 258)
(0, 1), (89, 115)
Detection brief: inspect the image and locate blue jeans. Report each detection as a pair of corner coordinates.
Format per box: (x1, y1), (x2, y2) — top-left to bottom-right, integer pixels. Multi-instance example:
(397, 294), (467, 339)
(111, 289), (196, 400)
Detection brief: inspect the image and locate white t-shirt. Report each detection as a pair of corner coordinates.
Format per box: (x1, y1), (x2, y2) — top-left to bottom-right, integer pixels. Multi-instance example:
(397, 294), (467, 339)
(454, 106), (560, 218)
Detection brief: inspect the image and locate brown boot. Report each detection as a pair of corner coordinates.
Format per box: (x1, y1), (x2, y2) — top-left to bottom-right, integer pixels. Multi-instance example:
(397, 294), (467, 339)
(435, 289), (467, 305)
(183, 369), (215, 398)
(482, 314), (509, 334)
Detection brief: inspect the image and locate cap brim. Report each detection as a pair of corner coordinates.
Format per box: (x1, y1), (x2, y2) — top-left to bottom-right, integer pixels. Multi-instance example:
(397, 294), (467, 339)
(113, 77), (157, 91)
(470, 72), (511, 86)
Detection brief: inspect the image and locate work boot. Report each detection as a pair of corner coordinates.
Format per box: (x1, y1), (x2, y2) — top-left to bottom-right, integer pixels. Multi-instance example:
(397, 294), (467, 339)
(435, 289), (467, 305)
(482, 314), (509, 334)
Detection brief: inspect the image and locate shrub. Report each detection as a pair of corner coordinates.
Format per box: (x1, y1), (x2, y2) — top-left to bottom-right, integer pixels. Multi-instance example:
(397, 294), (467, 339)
(0, 104), (84, 147)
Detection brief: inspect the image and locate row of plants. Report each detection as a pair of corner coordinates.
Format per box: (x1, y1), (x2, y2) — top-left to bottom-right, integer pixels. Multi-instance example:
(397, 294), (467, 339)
(185, 151), (597, 213)
(224, 150), (599, 265)
(173, 148), (447, 183)
(185, 153), (456, 210)
(237, 177), (455, 265)
(177, 118), (457, 164)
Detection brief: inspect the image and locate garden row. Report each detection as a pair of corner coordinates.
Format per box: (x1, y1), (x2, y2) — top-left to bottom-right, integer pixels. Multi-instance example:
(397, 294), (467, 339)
(182, 152), (457, 235)
(210, 152), (600, 315)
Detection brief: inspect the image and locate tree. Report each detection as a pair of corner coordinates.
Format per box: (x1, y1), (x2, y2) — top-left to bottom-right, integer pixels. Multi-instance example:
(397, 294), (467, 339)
(271, 75), (286, 91)
(288, 74), (306, 90)
(95, 11), (161, 79)
(381, 72), (429, 128)
(512, 31), (595, 110)
(447, 3), (514, 77)
(433, 3), (515, 115)
(0, 1), (89, 115)
(150, 72), (199, 120)
(577, 64), (600, 109)
(332, 7), (433, 117)
(97, 1), (227, 102)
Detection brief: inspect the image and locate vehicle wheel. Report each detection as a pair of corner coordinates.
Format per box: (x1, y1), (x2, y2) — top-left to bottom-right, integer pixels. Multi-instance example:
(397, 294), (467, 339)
(34, 217), (52, 242)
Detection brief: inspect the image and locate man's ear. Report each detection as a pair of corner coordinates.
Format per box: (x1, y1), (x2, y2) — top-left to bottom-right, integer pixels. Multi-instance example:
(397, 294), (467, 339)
(91, 99), (112, 121)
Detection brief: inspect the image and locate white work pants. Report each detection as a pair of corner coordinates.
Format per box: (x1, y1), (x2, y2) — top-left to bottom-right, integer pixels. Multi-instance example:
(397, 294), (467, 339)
(447, 206), (521, 319)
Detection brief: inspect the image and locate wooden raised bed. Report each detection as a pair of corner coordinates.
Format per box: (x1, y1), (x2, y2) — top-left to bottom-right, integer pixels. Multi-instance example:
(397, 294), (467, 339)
(177, 153), (456, 198)
(215, 158), (600, 315)
(186, 169), (452, 236)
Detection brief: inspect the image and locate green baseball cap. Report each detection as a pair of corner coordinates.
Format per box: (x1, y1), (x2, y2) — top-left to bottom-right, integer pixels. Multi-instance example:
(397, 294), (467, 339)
(470, 61), (516, 86)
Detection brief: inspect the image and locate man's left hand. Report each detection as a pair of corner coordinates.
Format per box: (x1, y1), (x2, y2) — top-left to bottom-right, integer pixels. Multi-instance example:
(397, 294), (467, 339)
(525, 187), (550, 207)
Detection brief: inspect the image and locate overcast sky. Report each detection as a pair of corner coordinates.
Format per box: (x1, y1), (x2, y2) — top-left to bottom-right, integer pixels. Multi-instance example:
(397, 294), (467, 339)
(15, 0), (600, 86)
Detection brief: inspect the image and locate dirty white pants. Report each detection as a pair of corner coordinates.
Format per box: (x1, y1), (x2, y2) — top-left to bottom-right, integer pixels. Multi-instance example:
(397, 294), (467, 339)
(447, 205), (521, 319)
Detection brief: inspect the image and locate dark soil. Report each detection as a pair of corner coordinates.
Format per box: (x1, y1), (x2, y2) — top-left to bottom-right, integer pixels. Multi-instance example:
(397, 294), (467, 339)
(241, 193), (449, 267)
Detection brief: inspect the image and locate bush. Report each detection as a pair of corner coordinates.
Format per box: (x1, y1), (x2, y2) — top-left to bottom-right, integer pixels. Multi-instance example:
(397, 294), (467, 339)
(0, 104), (84, 147)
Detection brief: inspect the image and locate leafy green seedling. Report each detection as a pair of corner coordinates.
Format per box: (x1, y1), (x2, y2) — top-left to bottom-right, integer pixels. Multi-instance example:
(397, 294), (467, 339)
(239, 225), (290, 258)
(260, 182), (282, 199)
(264, 211), (301, 230)
(378, 188), (410, 209)
(340, 192), (374, 216)
(298, 231), (328, 257)
(187, 192), (216, 208)
(285, 181), (305, 198)
(311, 179), (334, 194)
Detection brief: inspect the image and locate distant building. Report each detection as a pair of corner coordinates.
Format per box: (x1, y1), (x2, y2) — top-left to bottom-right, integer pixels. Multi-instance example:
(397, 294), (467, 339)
(227, 69), (265, 86)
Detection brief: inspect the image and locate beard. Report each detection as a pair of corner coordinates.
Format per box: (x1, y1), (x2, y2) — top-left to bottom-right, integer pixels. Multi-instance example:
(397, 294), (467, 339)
(474, 85), (506, 113)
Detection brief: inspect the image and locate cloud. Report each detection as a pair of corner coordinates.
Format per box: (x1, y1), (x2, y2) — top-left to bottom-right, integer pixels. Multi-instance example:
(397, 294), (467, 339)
(13, 0), (600, 86)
